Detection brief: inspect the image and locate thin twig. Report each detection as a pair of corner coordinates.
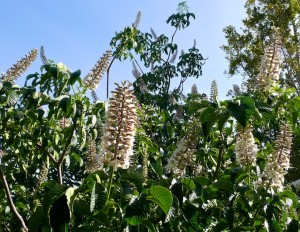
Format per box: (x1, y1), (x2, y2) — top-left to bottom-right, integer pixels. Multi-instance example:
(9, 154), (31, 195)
(0, 165), (28, 231)
(36, 144), (58, 164)
(106, 56), (117, 99)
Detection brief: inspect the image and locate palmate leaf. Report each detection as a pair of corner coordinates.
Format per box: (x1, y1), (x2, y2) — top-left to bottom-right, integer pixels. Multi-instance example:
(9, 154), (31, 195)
(147, 186), (173, 215)
(227, 96), (256, 127)
(90, 182), (107, 213)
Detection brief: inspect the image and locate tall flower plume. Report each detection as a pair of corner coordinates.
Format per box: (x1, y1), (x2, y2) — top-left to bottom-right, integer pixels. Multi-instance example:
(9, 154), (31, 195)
(40, 46), (49, 65)
(86, 138), (99, 173)
(235, 124), (258, 167)
(1, 49), (38, 82)
(191, 84), (198, 95)
(83, 50), (112, 90)
(132, 10), (142, 28)
(258, 123), (293, 191)
(165, 117), (201, 177)
(97, 82), (138, 170)
(210, 79), (218, 102)
(251, 28), (281, 92)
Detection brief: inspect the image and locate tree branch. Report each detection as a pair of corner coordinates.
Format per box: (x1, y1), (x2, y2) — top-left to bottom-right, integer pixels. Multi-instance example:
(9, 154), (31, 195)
(36, 144), (58, 164)
(0, 165), (28, 231)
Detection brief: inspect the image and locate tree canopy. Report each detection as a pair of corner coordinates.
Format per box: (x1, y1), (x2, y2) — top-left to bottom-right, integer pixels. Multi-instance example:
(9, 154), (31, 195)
(1, 2), (300, 231)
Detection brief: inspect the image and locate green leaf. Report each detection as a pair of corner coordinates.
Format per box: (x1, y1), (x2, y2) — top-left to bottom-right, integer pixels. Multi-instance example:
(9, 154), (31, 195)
(69, 69), (81, 85)
(42, 183), (66, 214)
(227, 96), (255, 127)
(181, 178), (196, 190)
(217, 109), (230, 131)
(50, 195), (70, 231)
(268, 220), (282, 232)
(125, 194), (148, 225)
(141, 219), (157, 232)
(255, 101), (273, 123)
(200, 106), (217, 137)
(211, 175), (233, 192)
(28, 206), (47, 232)
(279, 190), (298, 208)
(90, 182), (107, 212)
(58, 96), (70, 113)
(147, 186), (173, 215)
(287, 219), (299, 232)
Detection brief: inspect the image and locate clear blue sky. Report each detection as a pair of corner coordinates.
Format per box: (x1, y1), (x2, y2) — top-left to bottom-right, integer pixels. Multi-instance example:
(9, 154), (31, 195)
(0, 1), (245, 100)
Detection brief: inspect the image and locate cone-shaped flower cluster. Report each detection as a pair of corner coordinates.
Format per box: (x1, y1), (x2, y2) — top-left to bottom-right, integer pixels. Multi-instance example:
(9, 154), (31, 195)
(132, 61), (141, 79)
(40, 46), (49, 65)
(86, 138), (99, 173)
(83, 50), (112, 90)
(191, 84), (198, 95)
(235, 124), (258, 167)
(165, 117), (201, 177)
(91, 90), (99, 103)
(258, 123), (293, 191)
(97, 82), (138, 170)
(1, 49), (38, 82)
(255, 28), (281, 92)
(132, 10), (142, 28)
(210, 79), (218, 102)
(36, 163), (48, 188)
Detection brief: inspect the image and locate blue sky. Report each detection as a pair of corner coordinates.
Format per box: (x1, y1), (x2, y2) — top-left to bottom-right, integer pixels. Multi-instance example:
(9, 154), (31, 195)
(0, 1), (245, 100)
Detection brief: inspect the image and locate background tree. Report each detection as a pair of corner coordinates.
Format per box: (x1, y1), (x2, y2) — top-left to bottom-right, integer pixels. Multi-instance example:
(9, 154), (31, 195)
(222, 0), (300, 89)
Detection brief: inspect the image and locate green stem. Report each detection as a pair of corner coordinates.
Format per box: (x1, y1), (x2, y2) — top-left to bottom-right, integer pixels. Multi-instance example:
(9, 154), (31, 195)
(106, 167), (114, 202)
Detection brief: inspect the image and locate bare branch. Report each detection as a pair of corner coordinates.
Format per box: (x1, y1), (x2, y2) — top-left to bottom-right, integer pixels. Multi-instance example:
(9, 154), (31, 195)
(0, 165), (28, 231)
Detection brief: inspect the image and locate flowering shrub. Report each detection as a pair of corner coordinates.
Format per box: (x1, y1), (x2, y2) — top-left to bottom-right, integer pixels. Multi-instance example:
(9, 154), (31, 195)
(0, 2), (300, 231)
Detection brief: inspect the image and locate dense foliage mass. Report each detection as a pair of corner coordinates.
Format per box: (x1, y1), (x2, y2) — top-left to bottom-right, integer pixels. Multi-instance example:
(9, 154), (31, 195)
(1, 2), (300, 231)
